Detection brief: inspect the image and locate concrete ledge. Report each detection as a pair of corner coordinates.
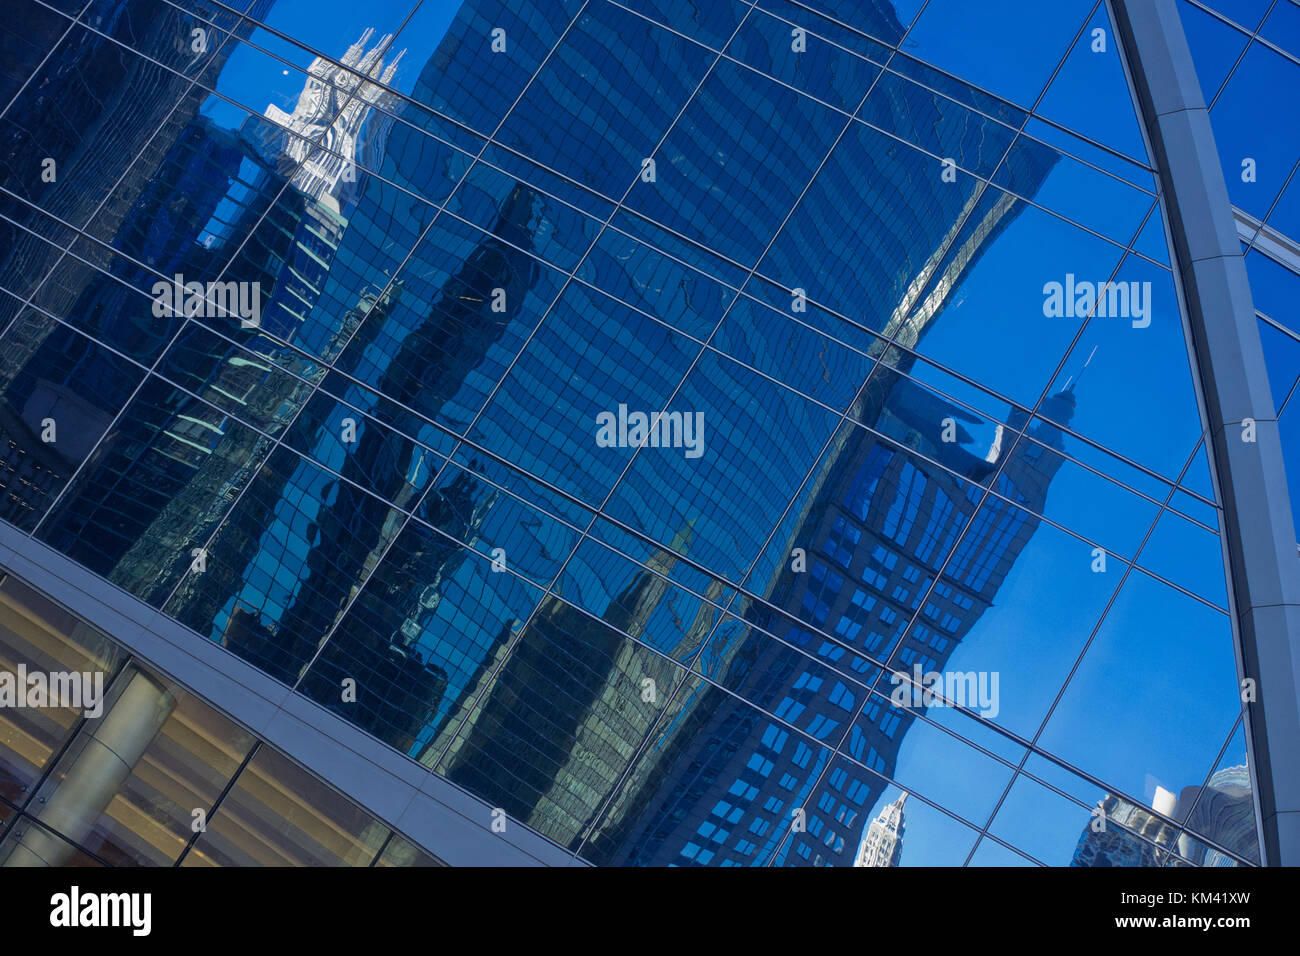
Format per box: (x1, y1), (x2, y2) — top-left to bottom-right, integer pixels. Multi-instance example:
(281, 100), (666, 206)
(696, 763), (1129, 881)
(0, 520), (583, 867)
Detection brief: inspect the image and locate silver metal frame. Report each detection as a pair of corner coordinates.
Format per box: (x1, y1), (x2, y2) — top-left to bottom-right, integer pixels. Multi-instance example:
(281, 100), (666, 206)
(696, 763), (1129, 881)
(1113, 0), (1300, 866)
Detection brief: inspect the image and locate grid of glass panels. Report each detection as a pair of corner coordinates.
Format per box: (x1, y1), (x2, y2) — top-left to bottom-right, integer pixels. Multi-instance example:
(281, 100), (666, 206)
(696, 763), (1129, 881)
(0, 0), (1266, 865)
(0, 574), (444, 866)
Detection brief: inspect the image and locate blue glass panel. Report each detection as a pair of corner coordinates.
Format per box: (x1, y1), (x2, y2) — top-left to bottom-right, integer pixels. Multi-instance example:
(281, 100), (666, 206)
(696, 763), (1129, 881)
(712, 294), (875, 410)
(249, 0), (418, 60)
(335, 212), (566, 436)
(1168, 723), (1260, 865)
(1177, 0), (1252, 104)
(425, 454), (579, 586)
(496, 1), (715, 202)
(435, 591), (687, 849)
(587, 513), (739, 618)
(903, 0), (1092, 109)
(157, 322), (314, 437)
(1132, 203), (1172, 267)
(1036, 5), (1149, 163)
(602, 348), (841, 583)
(718, 592), (881, 694)
(582, 223), (735, 341)
(1265, 170), (1300, 245)
(619, 0), (752, 52)
(319, 370), (458, 458)
(887, 51), (1027, 128)
(610, 207), (751, 289)
(726, 6), (881, 112)
(34, 374), (274, 604)
(695, 609), (862, 741)
(987, 772), (1102, 866)
(0, 2), (72, 110)
(858, 71), (1018, 180)
(1037, 570), (1240, 805)
(995, 134), (1151, 245)
(1181, 441), (1217, 502)
(774, 772), (981, 866)
(753, 0), (895, 67)
(386, 0), (583, 139)
(1258, 317), (1300, 412)
(291, 176), (440, 361)
(758, 119), (986, 335)
(298, 513), (544, 756)
(1198, 0), (1272, 31)
(1042, 257), (1202, 481)
(446, 442), (594, 527)
(582, 674), (836, 866)
(1245, 249), (1300, 334)
(1262, 0), (1300, 58)
(848, 696), (1016, 827)
(968, 837), (1036, 866)
(1139, 510), (1229, 609)
(1001, 429), (1162, 562)
(283, 388), (444, 510)
(1019, 117), (1157, 192)
(754, 0), (910, 49)
(0, 200), (76, 301)
(0, 21), (230, 226)
(623, 58), (845, 269)
(467, 281), (699, 505)
(0, 318), (143, 531)
(904, 504), (1122, 741)
(480, 141), (617, 225)
(1211, 43), (1300, 220)
(1171, 488), (1218, 531)
(558, 535), (726, 662)
(445, 158), (598, 274)
(889, 194), (1125, 408)
(164, 445), (408, 684)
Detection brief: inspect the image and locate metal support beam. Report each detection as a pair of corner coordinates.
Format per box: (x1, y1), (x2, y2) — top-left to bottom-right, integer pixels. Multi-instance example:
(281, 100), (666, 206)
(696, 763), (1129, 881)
(1113, 0), (1300, 865)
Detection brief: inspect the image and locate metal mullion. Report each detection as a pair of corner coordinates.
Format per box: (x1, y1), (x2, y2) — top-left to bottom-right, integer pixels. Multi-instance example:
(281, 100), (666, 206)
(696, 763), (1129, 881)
(1243, 158), (1300, 257)
(173, 739), (260, 866)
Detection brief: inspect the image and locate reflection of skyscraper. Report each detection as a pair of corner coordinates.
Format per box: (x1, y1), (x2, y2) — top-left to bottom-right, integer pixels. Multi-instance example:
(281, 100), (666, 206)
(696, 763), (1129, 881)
(171, 176), (544, 746)
(1178, 766), (1257, 867)
(0, 0), (273, 532)
(1072, 786), (1180, 867)
(255, 28), (403, 207)
(855, 791), (907, 867)
(1072, 767), (1258, 867)
(579, 92), (1063, 867)
(436, 524), (718, 844)
(0, 0), (273, 305)
(33, 28), (409, 603)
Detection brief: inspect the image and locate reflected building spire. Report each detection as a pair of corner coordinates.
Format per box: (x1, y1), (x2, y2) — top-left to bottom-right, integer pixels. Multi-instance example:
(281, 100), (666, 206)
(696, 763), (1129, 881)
(854, 791), (908, 867)
(257, 29), (404, 205)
